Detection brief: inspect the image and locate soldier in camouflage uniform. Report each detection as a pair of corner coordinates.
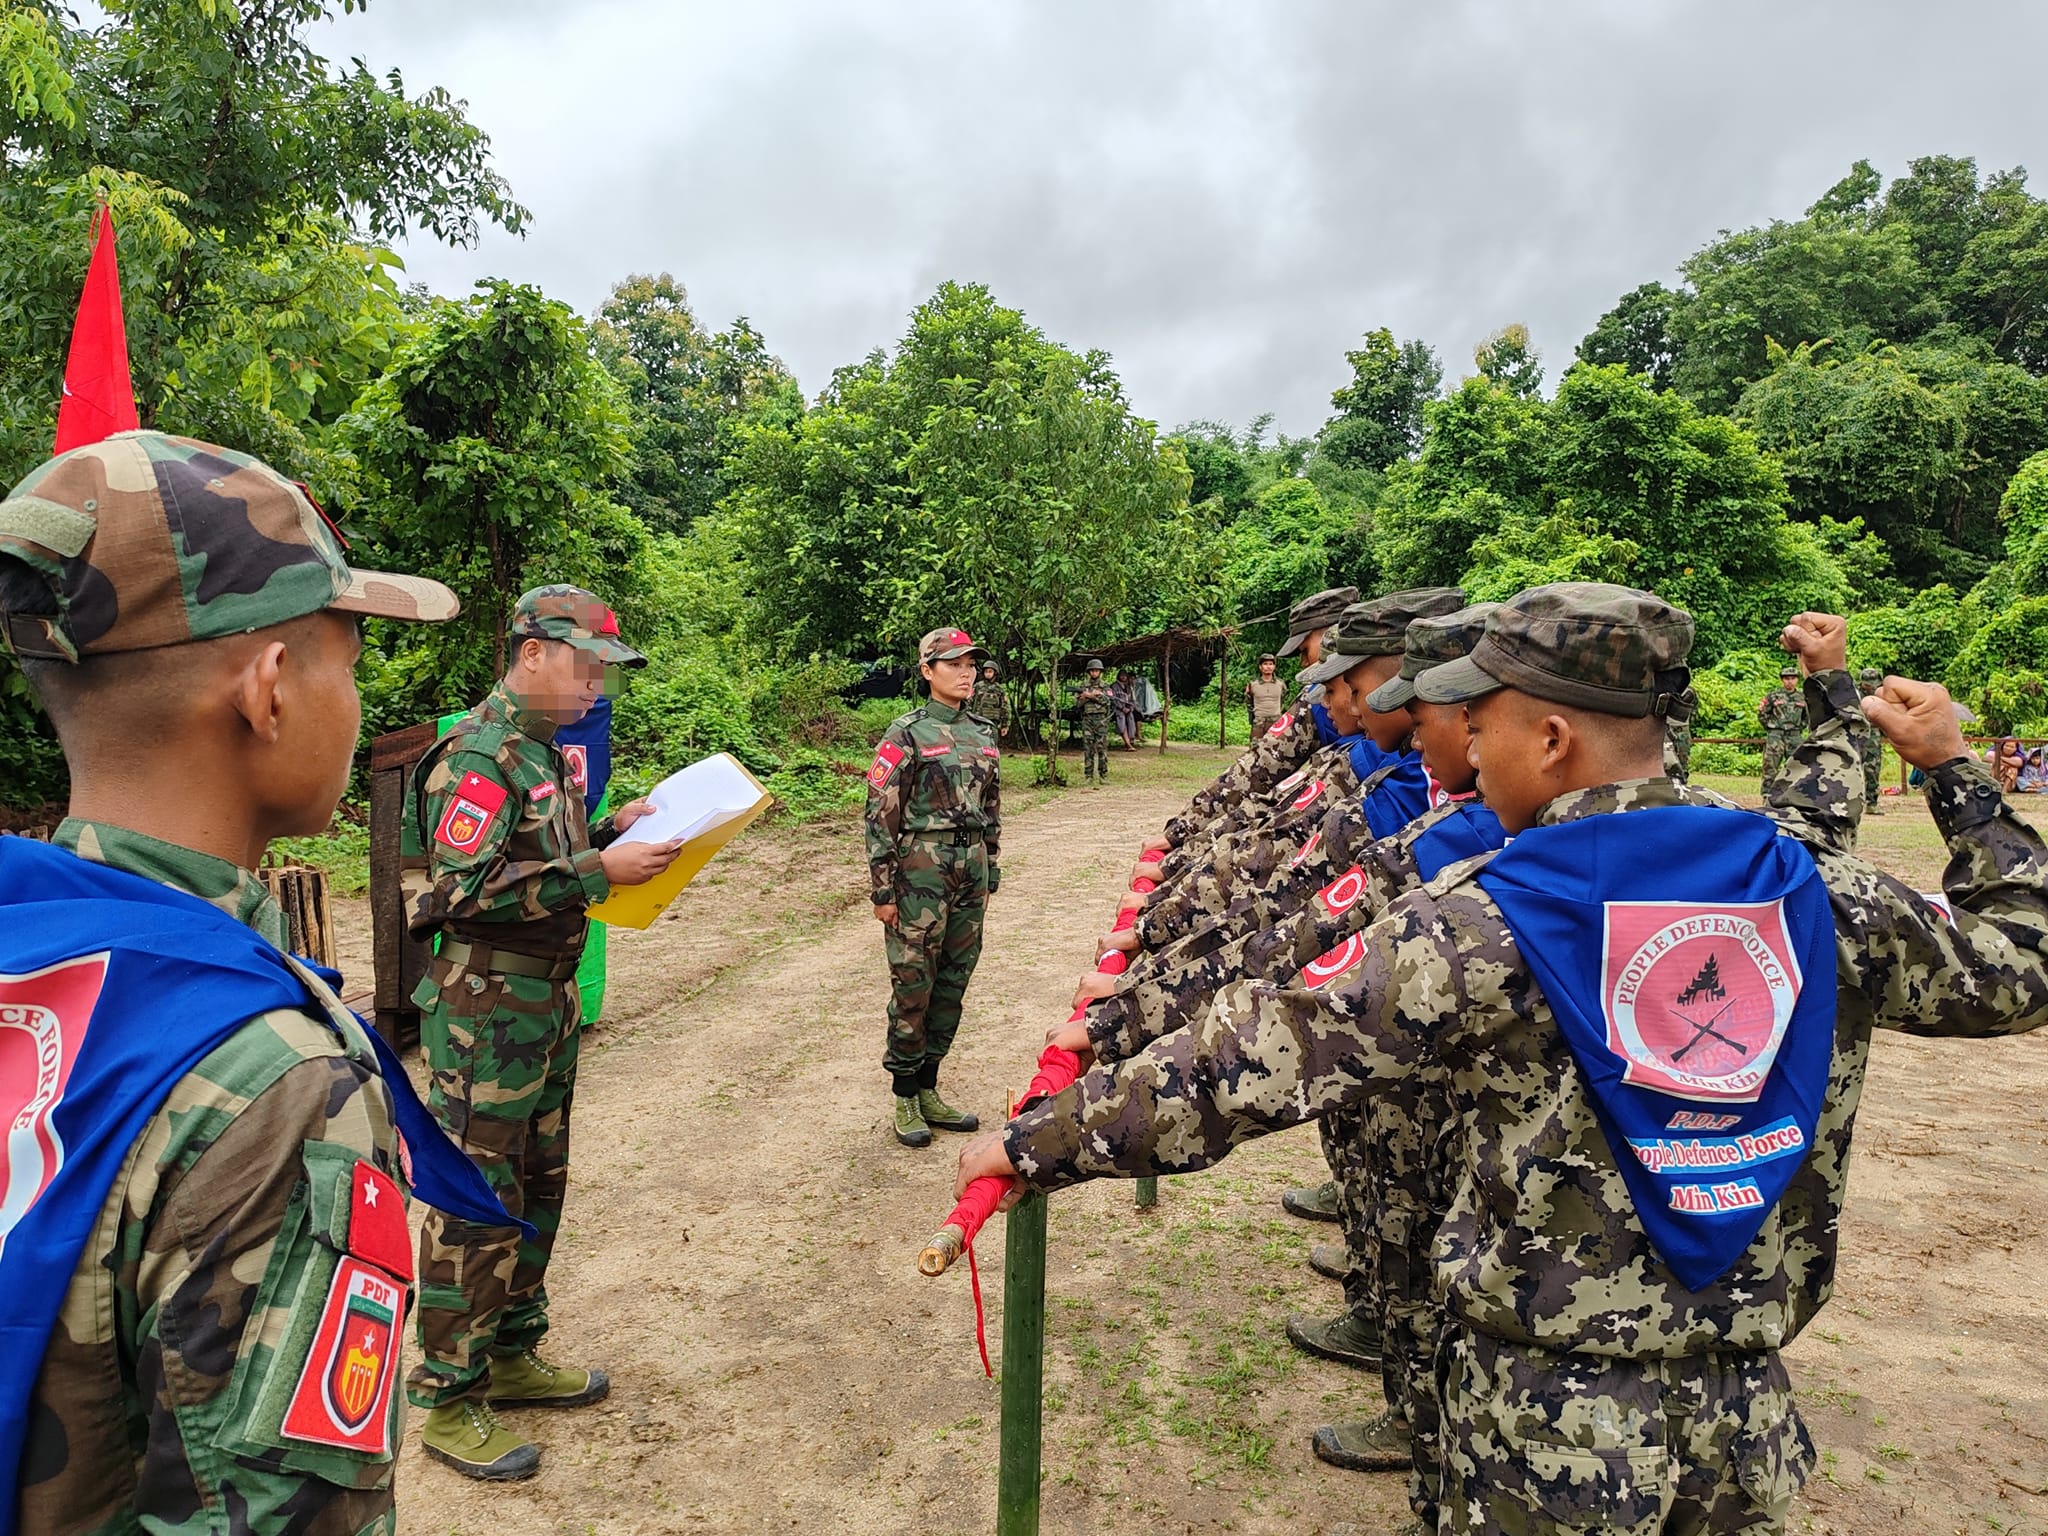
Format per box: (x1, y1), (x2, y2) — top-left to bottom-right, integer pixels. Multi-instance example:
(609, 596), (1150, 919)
(1076, 658), (1113, 785)
(1148, 585), (1356, 853)
(402, 586), (682, 1479)
(1855, 665), (1887, 812)
(1758, 663), (1804, 782)
(973, 660), (1010, 742)
(964, 585), (2048, 1536)
(0, 431), (463, 1532)
(868, 627), (1003, 1147)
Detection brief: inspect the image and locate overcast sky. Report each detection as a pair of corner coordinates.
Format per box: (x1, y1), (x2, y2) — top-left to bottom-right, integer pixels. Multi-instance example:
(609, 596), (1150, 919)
(321, 0), (2047, 437)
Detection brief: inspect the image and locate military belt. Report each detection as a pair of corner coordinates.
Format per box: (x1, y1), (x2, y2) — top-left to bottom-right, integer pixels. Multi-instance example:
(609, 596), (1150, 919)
(909, 828), (987, 846)
(439, 937), (579, 982)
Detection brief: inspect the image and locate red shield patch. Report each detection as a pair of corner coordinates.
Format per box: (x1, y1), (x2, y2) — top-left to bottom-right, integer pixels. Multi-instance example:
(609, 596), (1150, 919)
(0, 954), (107, 1256)
(1274, 768), (1307, 797)
(434, 772), (507, 854)
(1288, 830), (1323, 871)
(1313, 865), (1368, 919)
(1425, 768), (1451, 807)
(1300, 932), (1367, 991)
(868, 741), (907, 790)
(1266, 711), (1295, 739)
(280, 1256), (404, 1452)
(1601, 901), (1803, 1103)
(1288, 777), (1326, 813)
(563, 744), (589, 792)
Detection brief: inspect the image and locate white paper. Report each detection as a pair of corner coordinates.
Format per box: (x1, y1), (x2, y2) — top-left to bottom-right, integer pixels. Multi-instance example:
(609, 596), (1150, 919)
(612, 753), (765, 847)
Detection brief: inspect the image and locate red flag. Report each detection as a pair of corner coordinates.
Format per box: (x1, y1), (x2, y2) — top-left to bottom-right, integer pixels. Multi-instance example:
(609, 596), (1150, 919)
(53, 204), (140, 455)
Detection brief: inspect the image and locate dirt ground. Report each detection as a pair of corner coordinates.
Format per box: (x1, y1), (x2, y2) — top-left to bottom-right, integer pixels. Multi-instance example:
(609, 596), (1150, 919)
(348, 746), (2048, 1536)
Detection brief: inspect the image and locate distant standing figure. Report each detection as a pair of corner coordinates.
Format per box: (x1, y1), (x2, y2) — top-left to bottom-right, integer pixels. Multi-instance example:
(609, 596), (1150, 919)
(1077, 658), (1113, 785)
(1758, 665), (1805, 782)
(1245, 652), (1286, 739)
(1111, 668), (1140, 748)
(973, 660), (1010, 742)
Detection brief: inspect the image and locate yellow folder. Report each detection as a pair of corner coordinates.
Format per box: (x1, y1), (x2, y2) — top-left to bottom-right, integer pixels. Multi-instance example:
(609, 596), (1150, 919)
(584, 753), (771, 930)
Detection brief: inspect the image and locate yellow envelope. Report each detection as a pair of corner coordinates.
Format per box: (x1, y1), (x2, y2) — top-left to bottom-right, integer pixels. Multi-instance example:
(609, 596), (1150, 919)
(585, 753), (771, 929)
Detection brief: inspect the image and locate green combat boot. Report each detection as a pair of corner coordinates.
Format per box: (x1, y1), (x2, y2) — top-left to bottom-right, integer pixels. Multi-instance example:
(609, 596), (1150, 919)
(1308, 1241), (1350, 1282)
(420, 1400), (540, 1481)
(894, 1094), (932, 1148)
(1311, 1410), (1413, 1471)
(488, 1347), (610, 1408)
(1285, 1302), (1382, 1369)
(1282, 1180), (1341, 1222)
(918, 1088), (980, 1133)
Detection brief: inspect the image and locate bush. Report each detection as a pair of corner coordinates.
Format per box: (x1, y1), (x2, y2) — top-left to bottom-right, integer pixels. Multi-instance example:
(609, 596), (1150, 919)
(761, 746), (868, 822)
(1690, 742), (1763, 776)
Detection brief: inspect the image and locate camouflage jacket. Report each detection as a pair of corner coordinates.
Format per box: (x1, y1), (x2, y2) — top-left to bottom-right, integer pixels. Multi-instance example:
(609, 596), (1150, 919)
(1144, 748), (1389, 942)
(1163, 707), (1320, 846)
(23, 822), (405, 1536)
(972, 680), (1010, 735)
(1075, 681), (1112, 720)
(1759, 686), (1805, 741)
(864, 699), (1003, 902)
(1009, 677), (2030, 1361)
(401, 682), (618, 961)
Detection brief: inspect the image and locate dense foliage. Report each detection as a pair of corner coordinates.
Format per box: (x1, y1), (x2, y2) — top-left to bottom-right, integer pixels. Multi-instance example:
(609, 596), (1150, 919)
(3, 3), (2047, 812)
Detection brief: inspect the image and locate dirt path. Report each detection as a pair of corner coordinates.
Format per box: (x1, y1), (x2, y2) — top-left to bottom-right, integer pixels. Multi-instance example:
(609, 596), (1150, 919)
(366, 751), (2048, 1536)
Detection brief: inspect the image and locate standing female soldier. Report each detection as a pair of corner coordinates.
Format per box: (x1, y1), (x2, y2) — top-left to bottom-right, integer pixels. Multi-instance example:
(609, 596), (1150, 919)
(866, 628), (1004, 1146)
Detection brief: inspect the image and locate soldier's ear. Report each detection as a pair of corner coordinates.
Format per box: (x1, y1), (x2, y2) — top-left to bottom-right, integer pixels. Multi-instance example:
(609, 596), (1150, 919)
(230, 639), (291, 746)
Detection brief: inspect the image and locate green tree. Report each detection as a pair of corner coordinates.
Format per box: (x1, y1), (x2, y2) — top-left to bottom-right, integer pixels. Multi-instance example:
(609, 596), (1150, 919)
(1473, 324), (1544, 398)
(592, 273), (797, 533)
(340, 281), (646, 732)
(1320, 328), (1443, 470)
(1576, 281), (1682, 391)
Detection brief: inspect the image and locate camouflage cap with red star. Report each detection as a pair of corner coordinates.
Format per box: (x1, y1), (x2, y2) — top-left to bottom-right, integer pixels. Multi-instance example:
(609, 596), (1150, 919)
(919, 627), (987, 665)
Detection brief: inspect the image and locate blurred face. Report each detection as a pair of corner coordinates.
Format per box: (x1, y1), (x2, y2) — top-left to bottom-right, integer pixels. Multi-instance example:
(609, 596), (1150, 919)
(1782, 674), (1798, 692)
(923, 654), (978, 705)
(512, 637), (605, 724)
(1300, 626), (1329, 667)
(1465, 689), (1563, 835)
(265, 612), (364, 837)
(1322, 670), (1361, 735)
(1408, 699), (1476, 794)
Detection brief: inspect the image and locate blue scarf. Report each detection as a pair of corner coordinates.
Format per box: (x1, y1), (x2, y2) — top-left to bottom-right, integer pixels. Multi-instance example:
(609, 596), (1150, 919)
(1411, 802), (1506, 881)
(0, 839), (525, 1515)
(556, 695), (613, 817)
(1310, 702), (1339, 745)
(1362, 750), (1437, 842)
(1476, 805), (1835, 1291)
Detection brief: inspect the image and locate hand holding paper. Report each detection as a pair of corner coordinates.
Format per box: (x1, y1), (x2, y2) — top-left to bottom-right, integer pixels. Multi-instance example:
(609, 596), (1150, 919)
(585, 754), (771, 928)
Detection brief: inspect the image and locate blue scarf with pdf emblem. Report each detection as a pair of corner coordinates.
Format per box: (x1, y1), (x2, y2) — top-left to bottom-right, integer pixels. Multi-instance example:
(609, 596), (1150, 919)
(1475, 805), (1836, 1291)
(1411, 802), (1505, 881)
(0, 837), (524, 1519)
(1361, 749), (1437, 841)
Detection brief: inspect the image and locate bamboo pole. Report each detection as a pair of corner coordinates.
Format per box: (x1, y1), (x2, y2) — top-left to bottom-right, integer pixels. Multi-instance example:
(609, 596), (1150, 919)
(1217, 635), (1227, 749)
(996, 1192), (1047, 1536)
(1135, 1177), (1158, 1209)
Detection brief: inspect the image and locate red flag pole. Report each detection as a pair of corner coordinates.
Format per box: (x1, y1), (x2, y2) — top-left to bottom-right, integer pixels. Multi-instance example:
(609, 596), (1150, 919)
(53, 202), (140, 454)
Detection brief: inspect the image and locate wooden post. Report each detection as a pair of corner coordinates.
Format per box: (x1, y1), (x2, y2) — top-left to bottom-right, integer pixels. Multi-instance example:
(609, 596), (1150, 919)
(258, 865), (336, 969)
(1217, 634), (1228, 749)
(1163, 636), (1173, 752)
(996, 1192), (1047, 1536)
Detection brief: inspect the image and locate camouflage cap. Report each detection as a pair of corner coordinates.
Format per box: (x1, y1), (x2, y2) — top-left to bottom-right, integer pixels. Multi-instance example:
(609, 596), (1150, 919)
(919, 626), (987, 665)
(1276, 585), (1360, 657)
(1296, 587), (1469, 686)
(510, 585), (646, 668)
(1365, 602), (1500, 712)
(0, 431), (457, 663)
(1414, 582), (1693, 718)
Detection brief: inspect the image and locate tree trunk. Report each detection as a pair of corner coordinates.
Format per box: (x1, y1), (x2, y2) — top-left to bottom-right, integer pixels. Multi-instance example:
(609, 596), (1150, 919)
(1158, 636), (1172, 756)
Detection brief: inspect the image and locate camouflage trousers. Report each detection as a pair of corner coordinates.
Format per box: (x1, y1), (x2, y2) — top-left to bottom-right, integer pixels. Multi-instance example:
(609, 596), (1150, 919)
(1440, 1330), (1814, 1535)
(1318, 1105), (1376, 1311)
(1082, 713), (1111, 782)
(1760, 732), (1799, 785)
(883, 835), (989, 1094)
(408, 952), (582, 1408)
(1365, 1075), (1458, 1525)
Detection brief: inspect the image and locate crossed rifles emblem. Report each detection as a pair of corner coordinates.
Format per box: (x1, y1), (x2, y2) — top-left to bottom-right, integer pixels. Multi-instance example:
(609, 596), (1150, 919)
(1669, 952), (1748, 1065)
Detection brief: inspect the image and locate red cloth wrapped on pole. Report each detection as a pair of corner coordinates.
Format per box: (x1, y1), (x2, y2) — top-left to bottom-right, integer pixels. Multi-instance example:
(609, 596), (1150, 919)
(918, 1044), (1083, 1277)
(53, 205), (139, 455)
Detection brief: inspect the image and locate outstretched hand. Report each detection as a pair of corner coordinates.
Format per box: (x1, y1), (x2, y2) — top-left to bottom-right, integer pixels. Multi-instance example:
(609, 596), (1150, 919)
(1095, 928), (1139, 962)
(1072, 971), (1119, 1008)
(1781, 612), (1848, 675)
(1862, 677), (1971, 770)
(955, 1131), (1021, 1202)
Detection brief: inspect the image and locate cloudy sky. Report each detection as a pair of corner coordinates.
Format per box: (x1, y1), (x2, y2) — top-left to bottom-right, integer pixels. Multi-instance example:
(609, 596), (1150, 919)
(322, 0), (2046, 437)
